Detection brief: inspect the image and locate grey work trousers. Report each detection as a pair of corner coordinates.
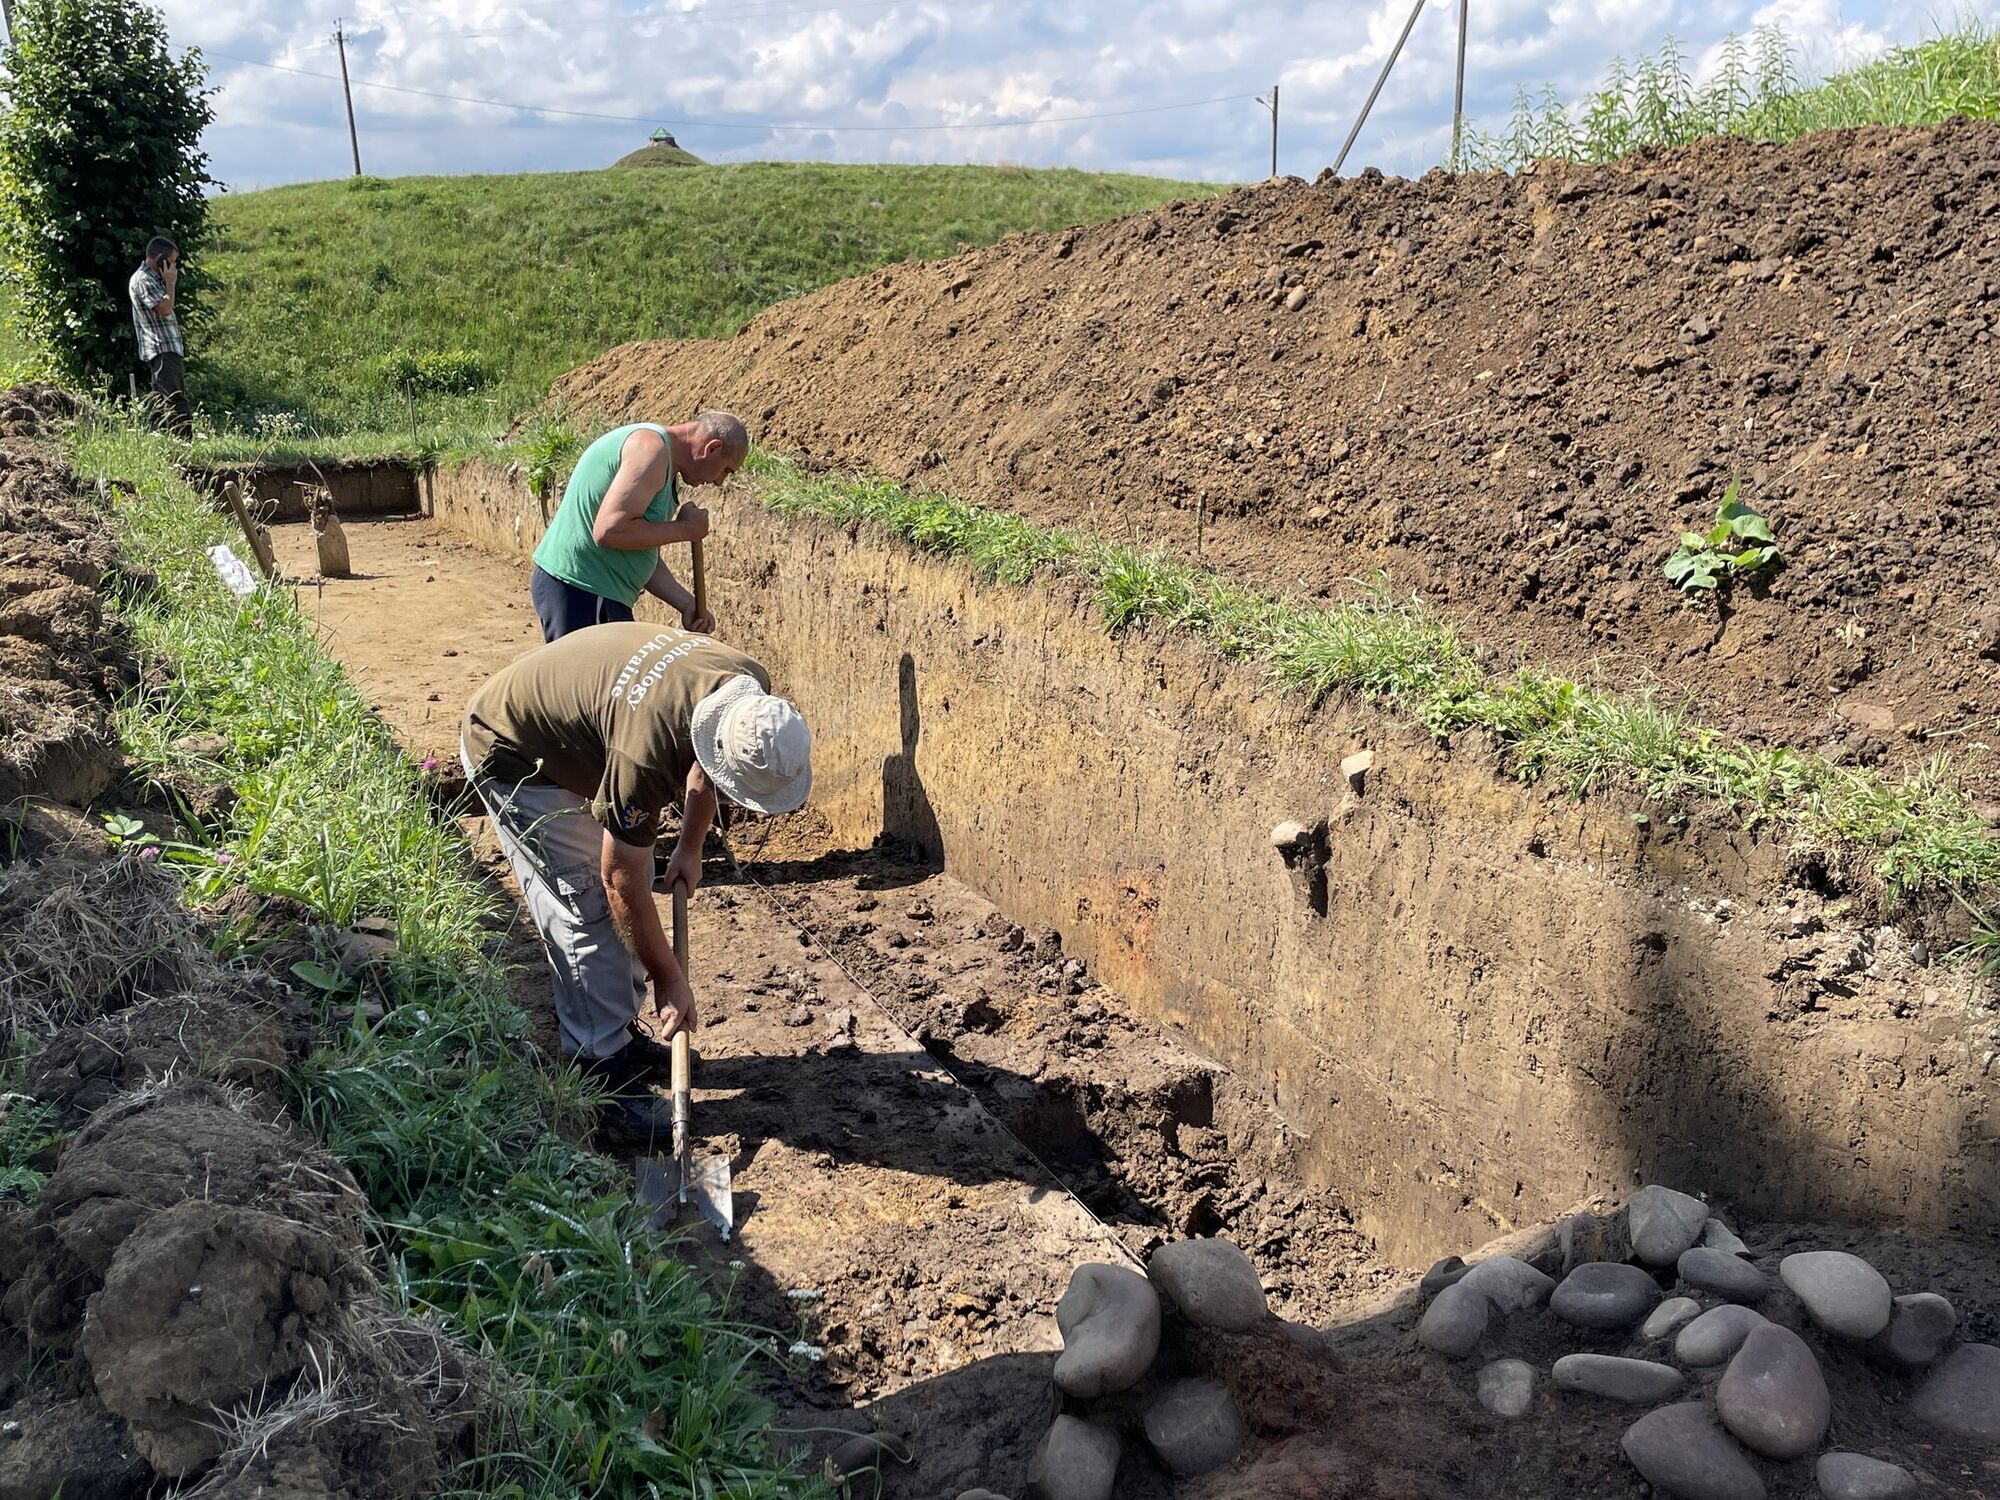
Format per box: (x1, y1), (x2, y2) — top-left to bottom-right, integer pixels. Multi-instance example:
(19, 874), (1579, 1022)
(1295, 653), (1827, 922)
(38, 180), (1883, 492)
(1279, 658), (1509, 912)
(463, 745), (645, 1062)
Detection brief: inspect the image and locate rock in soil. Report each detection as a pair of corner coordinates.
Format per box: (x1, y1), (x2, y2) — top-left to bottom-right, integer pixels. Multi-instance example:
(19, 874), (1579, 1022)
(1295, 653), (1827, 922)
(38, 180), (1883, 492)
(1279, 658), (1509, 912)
(1702, 1219), (1753, 1257)
(1910, 1341), (2000, 1441)
(1026, 1415), (1119, 1500)
(1477, 1358), (1536, 1418)
(1550, 1261), (1661, 1330)
(1147, 1237), (1269, 1331)
(1715, 1323), (1830, 1460)
(1142, 1377), (1247, 1477)
(1052, 1263), (1160, 1398)
(1621, 1401), (1767, 1500)
(1456, 1254), (1554, 1313)
(1677, 1247), (1769, 1303)
(1552, 1353), (1685, 1404)
(1419, 1256), (1468, 1297)
(1628, 1185), (1712, 1266)
(1643, 1296), (1703, 1341)
(1814, 1453), (1918, 1500)
(1416, 1280), (1489, 1357)
(1779, 1250), (1893, 1339)
(1677, 1305), (1769, 1367)
(1866, 1291), (1956, 1367)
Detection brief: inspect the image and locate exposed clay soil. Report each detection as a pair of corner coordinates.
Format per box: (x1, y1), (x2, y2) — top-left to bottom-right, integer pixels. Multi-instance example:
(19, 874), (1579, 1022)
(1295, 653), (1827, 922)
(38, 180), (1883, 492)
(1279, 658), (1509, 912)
(0, 386), (135, 809)
(281, 513), (2000, 1498)
(552, 119), (2000, 795)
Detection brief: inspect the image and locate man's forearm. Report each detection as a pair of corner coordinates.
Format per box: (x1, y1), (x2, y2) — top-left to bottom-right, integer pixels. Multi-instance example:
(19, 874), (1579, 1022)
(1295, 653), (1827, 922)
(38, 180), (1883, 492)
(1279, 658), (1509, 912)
(678, 767), (719, 858)
(605, 841), (681, 989)
(642, 557), (695, 612)
(594, 514), (702, 551)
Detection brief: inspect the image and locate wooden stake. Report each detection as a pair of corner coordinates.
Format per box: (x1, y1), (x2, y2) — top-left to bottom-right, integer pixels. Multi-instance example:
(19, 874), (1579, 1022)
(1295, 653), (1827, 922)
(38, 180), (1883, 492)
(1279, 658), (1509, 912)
(220, 480), (278, 579)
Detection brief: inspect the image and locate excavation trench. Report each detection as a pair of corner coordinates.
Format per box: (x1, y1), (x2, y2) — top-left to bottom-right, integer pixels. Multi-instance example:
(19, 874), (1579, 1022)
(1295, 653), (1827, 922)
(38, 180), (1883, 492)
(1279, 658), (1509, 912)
(249, 462), (1998, 1264)
(247, 463), (1999, 1494)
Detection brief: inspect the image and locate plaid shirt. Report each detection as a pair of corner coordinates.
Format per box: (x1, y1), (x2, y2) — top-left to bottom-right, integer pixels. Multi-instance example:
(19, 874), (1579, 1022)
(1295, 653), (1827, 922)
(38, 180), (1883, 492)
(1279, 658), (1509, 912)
(129, 263), (185, 359)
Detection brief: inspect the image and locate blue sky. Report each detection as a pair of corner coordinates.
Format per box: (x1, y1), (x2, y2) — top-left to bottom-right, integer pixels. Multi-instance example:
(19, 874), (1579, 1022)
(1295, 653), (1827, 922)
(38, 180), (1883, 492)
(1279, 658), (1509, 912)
(159, 0), (1994, 191)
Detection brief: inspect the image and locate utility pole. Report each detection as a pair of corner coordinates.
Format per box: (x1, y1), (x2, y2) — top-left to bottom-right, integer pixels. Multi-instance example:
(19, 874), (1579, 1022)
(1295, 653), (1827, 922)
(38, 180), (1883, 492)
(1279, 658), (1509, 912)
(1256, 84), (1279, 179)
(1451, 0), (1469, 170)
(1333, 0), (1429, 176)
(335, 20), (362, 177)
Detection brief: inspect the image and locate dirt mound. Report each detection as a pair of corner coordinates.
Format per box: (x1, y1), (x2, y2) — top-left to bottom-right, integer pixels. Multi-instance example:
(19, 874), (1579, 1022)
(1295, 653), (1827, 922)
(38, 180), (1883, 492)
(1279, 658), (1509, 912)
(0, 1081), (472, 1488)
(0, 394), (131, 809)
(554, 118), (2000, 791)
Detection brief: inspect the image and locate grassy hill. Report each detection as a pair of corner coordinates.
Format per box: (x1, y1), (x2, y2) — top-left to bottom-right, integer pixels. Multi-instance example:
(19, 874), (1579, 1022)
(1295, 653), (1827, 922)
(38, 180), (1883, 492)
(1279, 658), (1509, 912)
(196, 162), (1219, 440)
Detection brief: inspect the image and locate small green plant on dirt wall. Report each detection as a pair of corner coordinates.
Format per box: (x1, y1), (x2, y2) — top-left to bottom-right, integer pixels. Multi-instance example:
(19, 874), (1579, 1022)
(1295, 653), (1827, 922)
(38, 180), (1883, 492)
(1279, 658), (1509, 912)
(1664, 481), (1781, 592)
(378, 347), (488, 398)
(0, 1083), (64, 1200)
(519, 408), (585, 501)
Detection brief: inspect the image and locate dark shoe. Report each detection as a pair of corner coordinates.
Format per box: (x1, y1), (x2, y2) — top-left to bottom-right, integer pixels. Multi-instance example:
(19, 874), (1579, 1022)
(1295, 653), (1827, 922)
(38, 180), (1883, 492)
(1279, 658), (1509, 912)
(625, 1031), (697, 1079)
(595, 1091), (674, 1149)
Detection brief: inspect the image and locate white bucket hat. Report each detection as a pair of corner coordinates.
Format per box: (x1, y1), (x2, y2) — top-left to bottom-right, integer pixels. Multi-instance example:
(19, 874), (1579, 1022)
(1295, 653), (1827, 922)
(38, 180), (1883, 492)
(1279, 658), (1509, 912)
(689, 674), (812, 815)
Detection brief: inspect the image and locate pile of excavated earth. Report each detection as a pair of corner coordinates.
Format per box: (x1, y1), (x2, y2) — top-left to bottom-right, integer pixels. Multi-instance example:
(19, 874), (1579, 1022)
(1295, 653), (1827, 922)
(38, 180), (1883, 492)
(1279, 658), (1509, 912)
(554, 118), (2000, 793)
(0, 401), (476, 1498)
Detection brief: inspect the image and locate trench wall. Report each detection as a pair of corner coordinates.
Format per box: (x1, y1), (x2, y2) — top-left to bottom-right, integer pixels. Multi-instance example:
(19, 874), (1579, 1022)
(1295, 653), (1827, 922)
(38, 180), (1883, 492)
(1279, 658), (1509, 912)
(193, 462), (424, 523)
(433, 459), (1998, 1263)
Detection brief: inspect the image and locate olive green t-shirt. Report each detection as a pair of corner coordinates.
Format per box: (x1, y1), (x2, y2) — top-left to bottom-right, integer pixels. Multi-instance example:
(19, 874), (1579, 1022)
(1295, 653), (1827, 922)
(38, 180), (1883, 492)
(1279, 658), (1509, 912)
(462, 623), (770, 845)
(531, 423), (677, 606)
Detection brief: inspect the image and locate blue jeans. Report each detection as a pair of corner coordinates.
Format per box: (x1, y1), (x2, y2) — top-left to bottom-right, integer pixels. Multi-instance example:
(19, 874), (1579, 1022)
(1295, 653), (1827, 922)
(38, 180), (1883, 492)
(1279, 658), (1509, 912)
(531, 564), (633, 642)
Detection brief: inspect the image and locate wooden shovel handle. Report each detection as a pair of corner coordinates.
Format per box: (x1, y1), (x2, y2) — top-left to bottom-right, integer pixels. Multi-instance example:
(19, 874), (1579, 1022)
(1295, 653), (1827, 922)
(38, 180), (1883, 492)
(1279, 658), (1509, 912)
(671, 534), (706, 1101)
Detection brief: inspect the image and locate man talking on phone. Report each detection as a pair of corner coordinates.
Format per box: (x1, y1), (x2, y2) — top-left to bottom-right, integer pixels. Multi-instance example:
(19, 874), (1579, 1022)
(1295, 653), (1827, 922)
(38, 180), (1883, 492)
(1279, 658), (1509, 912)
(128, 237), (191, 437)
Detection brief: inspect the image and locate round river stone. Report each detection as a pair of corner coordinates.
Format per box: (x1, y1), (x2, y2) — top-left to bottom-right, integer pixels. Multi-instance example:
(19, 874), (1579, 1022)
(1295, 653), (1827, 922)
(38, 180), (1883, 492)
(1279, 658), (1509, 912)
(1148, 1238), (1268, 1332)
(1456, 1255), (1555, 1313)
(1417, 1280), (1489, 1357)
(1911, 1342), (2000, 1441)
(1477, 1359), (1535, 1419)
(1814, 1453), (1917, 1500)
(1142, 1378), (1245, 1478)
(1628, 1184), (1711, 1267)
(1027, 1417), (1119, 1500)
(1621, 1402), (1766, 1500)
(1052, 1263), (1160, 1398)
(1868, 1292), (1956, 1368)
(1643, 1296), (1703, 1342)
(1716, 1324), (1830, 1460)
(1678, 1246), (1769, 1303)
(1553, 1353), (1684, 1404)
(1676, 1305), (1767, 1367)
(1551, 1261), (1661, 1331)
(1779, 1251), (1892, 1340)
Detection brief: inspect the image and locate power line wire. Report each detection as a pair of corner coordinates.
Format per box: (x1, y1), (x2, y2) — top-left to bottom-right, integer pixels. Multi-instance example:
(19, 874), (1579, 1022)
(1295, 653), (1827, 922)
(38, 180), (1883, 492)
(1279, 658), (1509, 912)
(204, 50), (1253, 133)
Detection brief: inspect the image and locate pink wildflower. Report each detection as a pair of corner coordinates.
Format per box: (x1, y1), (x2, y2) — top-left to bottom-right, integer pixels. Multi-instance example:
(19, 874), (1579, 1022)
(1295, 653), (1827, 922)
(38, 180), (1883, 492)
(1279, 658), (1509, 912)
(421, 756), (440, 773)
(138, 845), (161, 862)
(215, 851), (235, 866)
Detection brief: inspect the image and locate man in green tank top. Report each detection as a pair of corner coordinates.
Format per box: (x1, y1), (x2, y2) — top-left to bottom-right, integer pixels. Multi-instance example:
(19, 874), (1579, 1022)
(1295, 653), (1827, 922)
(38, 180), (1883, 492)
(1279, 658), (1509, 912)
(530, 411), (749, 640)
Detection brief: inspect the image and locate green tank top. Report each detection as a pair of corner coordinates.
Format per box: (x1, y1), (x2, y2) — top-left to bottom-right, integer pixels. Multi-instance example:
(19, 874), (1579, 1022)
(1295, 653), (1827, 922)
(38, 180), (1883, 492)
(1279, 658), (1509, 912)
(533, 423), (678, 605)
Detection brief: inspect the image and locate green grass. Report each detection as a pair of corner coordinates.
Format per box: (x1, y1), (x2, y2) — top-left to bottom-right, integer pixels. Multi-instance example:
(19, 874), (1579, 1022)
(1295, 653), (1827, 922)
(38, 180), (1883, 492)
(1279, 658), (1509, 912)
(77, 414), (828, 1500)
(1462, 22), (2000, 170)
(192, 162), (1218, 437)
(748, 452), (2000, 922)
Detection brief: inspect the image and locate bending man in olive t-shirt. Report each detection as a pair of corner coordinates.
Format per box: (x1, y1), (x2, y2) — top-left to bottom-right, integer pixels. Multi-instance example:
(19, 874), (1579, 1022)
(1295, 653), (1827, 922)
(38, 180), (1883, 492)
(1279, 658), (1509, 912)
(461, 623), (812, 1142)
(529, 413), (749, 641)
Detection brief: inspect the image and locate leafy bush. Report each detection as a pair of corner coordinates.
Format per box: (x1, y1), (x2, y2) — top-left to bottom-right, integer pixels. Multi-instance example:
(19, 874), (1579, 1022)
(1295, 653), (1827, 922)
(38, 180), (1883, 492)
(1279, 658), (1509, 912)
(1664, 482), (1781, 592)
(379, 347), (488, 397)
(0, 0), (213, 383)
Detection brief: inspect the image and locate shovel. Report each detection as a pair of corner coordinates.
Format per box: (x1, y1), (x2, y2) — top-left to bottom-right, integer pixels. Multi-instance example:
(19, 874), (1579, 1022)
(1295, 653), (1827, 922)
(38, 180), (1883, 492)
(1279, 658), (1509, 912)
(641, 539), (733, 1239)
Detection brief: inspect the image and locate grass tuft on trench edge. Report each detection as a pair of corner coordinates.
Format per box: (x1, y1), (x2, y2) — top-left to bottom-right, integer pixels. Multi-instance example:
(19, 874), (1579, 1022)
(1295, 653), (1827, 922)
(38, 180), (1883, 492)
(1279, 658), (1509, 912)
(74, 416), (827, 1500)
(746, 451), (2000, 942)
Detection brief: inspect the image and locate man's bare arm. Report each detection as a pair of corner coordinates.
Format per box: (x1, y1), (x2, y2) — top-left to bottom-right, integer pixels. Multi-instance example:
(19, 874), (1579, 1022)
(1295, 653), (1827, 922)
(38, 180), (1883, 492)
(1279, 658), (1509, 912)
(642, 556), (715, 631)
(601, 829), (699, 1035)
(591, 430), (710, 551)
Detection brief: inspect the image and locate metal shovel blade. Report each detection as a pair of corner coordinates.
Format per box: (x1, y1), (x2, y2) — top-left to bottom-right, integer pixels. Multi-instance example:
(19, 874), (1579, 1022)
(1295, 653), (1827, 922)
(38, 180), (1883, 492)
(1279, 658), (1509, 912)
(683, 1150), (734, 1241)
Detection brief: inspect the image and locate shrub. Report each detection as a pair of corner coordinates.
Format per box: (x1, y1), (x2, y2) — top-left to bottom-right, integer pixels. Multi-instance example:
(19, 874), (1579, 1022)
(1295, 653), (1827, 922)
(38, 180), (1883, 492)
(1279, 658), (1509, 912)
(379, 347), (488, 397)
(0, 0), (213, 383)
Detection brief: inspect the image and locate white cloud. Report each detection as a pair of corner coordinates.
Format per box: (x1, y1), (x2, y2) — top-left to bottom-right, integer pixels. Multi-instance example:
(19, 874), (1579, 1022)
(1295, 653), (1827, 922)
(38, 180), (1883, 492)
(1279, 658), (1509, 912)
(158, 0), (1973, 190)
